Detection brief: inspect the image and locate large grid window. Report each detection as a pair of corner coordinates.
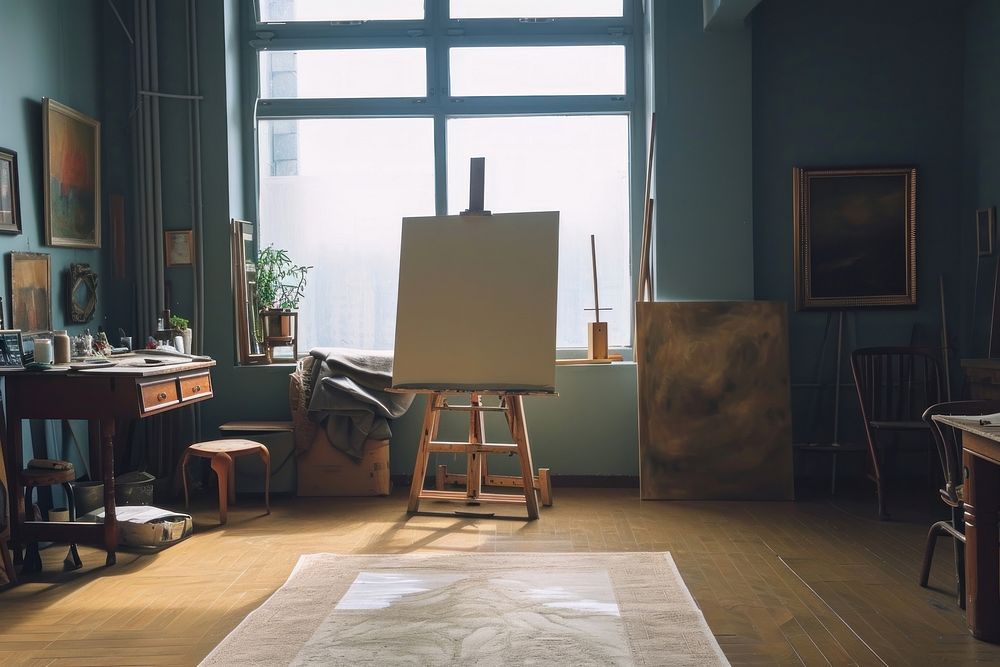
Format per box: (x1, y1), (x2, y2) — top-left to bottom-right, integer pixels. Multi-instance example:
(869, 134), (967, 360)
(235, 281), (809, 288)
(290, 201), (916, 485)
(253, 0), (641, 353)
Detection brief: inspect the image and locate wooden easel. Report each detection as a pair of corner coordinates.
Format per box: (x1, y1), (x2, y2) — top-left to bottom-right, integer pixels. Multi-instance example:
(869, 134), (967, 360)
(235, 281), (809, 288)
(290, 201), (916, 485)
(408, 391), (552, 520)
(404, 157), (553, 520)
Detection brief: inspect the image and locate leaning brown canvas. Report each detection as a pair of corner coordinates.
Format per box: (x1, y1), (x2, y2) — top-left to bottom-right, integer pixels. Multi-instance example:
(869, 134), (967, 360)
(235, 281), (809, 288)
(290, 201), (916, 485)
(636, 301), (794, 500)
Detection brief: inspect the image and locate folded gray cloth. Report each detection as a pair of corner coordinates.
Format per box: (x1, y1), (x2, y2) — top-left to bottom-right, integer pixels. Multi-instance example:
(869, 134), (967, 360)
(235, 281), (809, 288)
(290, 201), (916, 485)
(307, 348), (414, 461)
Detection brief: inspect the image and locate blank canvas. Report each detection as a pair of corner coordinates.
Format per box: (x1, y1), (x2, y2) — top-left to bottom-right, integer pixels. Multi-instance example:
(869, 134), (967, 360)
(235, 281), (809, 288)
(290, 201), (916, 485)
(392, 212), (559, 392)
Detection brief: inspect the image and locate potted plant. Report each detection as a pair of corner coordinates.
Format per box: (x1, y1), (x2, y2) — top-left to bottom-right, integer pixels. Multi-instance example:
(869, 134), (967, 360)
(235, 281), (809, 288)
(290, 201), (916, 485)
(170, 314), (192, 355)
(254, 245), (311, 341)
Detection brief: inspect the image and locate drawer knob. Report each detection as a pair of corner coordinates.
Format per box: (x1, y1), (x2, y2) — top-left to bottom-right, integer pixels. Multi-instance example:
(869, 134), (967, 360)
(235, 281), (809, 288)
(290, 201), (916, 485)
(192, 385), (201, 393)
(157, 392), (167, 401)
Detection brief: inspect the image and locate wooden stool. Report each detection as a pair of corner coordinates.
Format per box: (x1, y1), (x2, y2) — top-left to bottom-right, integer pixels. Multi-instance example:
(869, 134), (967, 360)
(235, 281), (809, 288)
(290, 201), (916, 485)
(181, 440), (270, 525)
(21, 464), (82, 573)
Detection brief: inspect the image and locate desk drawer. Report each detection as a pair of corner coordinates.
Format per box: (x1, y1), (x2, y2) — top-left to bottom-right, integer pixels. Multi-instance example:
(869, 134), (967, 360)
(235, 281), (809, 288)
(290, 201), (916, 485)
(180, 372), (213, 401)
(139, 378), (180, 413)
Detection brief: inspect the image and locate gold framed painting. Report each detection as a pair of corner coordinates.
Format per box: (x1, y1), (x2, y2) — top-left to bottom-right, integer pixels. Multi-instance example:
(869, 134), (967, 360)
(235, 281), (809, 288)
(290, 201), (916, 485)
(43, 98), (101, 248)
(0, 147), (22, 235)
(9, 252), (52, 336)
(793, 166), (917, 310)
(165, 229), (194, 267)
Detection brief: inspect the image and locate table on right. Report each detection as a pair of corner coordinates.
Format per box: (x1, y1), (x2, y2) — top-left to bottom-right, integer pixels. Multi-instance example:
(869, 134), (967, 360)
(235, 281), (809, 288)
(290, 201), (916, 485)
(933, 415), (1000, 642)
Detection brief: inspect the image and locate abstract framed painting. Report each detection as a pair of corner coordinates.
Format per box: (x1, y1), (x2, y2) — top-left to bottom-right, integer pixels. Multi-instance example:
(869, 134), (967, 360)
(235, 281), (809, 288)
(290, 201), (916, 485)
(9, 252), (52, 336)
(43, 98), (101, 248)
(793, 166), (917, 310)
(0, 147), (22, 234)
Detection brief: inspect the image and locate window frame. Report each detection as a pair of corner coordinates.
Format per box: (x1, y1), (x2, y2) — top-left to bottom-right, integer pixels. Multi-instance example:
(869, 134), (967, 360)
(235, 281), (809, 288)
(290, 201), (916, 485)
(244, 0), (646, 356)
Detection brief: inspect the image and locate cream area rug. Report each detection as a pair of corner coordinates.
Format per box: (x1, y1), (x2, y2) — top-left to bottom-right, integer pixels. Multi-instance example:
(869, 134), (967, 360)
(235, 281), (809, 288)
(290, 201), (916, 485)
(200, 552), (729, 666)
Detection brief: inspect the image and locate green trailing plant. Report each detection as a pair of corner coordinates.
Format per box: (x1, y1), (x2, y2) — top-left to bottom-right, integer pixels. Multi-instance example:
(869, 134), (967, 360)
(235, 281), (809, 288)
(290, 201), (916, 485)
(255, 245), (312, 311)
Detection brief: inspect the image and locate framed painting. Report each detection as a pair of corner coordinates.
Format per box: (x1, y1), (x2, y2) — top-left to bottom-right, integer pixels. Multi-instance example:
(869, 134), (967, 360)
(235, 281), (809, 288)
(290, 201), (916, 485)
(0, 330), (24, 368)
(977, 207), (995, 257)
(230, 220), (267, 365)
(793, 166), (917, 310)
(9, 252), (52, 335)
(165, 230), (194, 267)
(0, 147), (21, 234)
(43, 98), (101, 248)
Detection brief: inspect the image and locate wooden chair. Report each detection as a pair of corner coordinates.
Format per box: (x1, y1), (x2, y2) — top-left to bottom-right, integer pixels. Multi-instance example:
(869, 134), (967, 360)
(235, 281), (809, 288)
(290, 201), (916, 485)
(181, 439), (270, 525)
(850, 347), (944, 519)
(919, 400), (1000, 608)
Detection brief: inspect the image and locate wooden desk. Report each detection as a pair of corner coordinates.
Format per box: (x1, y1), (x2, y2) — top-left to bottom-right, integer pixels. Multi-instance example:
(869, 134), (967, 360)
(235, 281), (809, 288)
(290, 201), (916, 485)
(1, 357), (215, 580)
(933, 415), (1000, 642)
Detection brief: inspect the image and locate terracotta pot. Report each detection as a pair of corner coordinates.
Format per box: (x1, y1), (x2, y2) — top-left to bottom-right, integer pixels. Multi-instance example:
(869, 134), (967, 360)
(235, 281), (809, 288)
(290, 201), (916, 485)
(261, 308), (295, 338)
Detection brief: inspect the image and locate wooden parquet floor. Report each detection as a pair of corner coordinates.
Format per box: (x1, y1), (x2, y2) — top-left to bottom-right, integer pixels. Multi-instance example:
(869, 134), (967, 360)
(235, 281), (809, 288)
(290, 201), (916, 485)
(1, 487), (998, 665)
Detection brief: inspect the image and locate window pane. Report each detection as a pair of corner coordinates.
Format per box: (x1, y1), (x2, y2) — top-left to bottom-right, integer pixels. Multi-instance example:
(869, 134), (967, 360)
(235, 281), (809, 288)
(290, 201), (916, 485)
(447, 116), (630, 348)
(450, 46), (625, 96)
(259, 118), (435, 351)
(259, 49), (426, 99)
(450, 0), (623, 19)
(260, 0), (423, 22)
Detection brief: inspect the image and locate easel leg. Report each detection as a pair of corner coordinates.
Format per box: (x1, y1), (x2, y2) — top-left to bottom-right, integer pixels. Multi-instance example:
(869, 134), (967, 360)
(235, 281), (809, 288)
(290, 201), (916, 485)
(508, 395), (540, 520)
(408, 394), (442, 514)
(465, 393), (484, 504)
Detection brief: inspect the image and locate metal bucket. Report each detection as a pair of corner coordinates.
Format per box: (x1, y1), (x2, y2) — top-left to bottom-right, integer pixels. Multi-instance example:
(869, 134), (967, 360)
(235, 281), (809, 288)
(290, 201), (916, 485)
(71, 481), (104, 516)
(117, 471), (155, 506)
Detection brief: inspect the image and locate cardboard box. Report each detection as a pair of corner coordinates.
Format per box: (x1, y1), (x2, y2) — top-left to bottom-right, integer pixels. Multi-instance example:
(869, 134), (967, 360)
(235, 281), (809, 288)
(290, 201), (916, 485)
(226, 430), (297, 495)
(297, 431), (390, 496)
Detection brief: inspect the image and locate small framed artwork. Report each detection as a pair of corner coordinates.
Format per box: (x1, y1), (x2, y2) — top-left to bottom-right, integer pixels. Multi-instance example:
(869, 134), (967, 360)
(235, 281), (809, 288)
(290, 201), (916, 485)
(9, 252), (52, 335)
(793, 166), (917, 310)
(43, 98), (101, 248)
(165, 230), (194, 267)
(68, 263), (98, 323)
(0, 330), (25, 368)
(977, 207), (995, 257)
(0, 147), (22, 234)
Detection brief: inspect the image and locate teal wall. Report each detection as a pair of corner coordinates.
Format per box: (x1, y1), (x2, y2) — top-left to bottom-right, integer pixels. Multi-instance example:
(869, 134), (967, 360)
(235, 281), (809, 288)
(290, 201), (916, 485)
(964, 0), (1000, 358)
(652, 0), (754, 301)
(0, 0), (132, 487)
(0, 0), (110, 334)
(751, 0), (966, 445)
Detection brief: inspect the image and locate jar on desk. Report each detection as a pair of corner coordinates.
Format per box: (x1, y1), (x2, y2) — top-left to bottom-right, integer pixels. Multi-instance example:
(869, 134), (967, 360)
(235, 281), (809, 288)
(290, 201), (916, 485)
(34, 336), (53, 364)
(53, 330), (70, 364)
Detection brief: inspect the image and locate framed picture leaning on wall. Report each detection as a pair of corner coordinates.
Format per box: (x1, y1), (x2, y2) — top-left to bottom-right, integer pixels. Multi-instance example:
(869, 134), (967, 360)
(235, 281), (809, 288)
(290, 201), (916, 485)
(43, 98), (101, 248)
(0, 330), (24, 368)
(9, 252), (52, 336)
(793, 166), (917, 310)
(0, 147), (21, 234)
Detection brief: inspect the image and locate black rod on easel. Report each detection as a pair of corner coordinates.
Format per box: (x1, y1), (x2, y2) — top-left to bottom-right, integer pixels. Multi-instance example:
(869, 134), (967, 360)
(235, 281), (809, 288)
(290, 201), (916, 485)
(831, 311), (845, 447)
(461, 157), (491, 216)
(940, 275), (953, 401)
